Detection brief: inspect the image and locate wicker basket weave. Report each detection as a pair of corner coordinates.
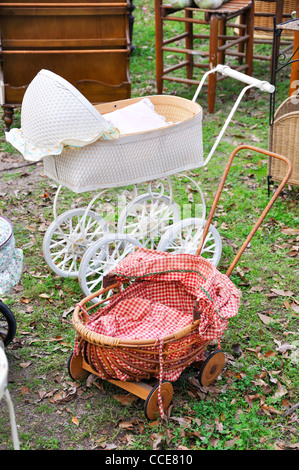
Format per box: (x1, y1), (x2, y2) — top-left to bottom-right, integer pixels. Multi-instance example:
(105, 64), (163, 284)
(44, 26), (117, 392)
(43, 95), (203, 193)
(72, 248), (240, 383)
(254, 0), (296, 39)
(269, 105), (299, 187)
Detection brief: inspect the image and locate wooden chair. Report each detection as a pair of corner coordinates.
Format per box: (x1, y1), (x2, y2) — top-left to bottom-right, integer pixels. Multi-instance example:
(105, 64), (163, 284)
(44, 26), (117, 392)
(154, 0), (254, 113)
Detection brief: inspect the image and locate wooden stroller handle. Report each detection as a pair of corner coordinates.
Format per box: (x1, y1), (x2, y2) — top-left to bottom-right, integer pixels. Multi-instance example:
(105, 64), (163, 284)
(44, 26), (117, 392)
(196, 145), (293, 277)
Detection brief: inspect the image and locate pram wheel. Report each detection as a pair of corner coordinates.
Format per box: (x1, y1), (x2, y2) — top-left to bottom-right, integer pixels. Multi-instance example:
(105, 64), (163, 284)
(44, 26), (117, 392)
(157, 218), (222, 267)
(43, 208), (108, 278)
(117, 193), (181, 249)
(144, 381), (173, 420)
(78, 234), (143, 303)
(198, 350), (225, 387)
(67, 351), (90, 382)
(0, 301), (17, 347)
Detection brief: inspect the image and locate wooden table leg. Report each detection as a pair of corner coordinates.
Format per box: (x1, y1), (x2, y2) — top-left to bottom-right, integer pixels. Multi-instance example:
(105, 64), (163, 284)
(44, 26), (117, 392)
(3, 106), (14, 132)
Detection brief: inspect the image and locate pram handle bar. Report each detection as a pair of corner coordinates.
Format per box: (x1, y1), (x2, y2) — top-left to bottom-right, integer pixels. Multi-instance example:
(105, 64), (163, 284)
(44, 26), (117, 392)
(196, 145), (292, 277)
(215, 65), (275, 94)
(192, 66), (275, 168)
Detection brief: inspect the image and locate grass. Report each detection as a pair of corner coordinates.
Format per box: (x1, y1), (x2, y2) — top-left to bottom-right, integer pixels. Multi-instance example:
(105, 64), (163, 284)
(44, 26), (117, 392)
(0, 0), (298, 451)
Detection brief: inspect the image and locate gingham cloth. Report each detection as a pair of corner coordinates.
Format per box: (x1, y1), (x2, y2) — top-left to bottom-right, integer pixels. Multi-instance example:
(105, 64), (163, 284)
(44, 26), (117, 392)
(74, 248), (240, 386)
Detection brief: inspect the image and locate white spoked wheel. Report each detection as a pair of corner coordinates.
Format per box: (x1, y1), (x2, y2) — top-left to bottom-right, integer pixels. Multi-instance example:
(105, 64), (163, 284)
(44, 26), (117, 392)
(43, 208), (109, 278)
(157, 218), (222, 267)
(78, 234), (143, 302)
(117, 193), (181, 249)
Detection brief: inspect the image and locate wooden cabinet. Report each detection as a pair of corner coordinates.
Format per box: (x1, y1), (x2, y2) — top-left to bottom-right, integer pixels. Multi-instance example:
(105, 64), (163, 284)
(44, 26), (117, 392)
(0, 1), (132, 130)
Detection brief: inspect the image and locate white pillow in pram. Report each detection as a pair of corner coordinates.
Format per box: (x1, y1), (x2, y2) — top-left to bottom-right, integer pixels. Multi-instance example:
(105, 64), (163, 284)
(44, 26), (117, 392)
(103, 98), (172, 135)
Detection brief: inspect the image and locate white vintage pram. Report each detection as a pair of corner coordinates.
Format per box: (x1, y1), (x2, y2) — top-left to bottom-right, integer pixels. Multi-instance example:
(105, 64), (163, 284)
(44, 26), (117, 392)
(6, 65), (274, 303)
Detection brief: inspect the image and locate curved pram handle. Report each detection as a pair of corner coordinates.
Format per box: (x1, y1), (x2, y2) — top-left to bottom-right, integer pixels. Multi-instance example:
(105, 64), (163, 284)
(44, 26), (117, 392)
(196, 145), (292, 277)
(193, 66), (275, 167)
(215, 65), (275, 94)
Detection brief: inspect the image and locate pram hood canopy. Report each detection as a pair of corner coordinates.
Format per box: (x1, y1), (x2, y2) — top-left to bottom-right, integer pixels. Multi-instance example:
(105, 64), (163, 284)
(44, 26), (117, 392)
(5, 69), (119, 162)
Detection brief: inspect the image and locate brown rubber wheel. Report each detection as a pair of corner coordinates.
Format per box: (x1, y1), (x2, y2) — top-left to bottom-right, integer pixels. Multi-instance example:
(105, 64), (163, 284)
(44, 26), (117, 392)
(68, 351), (90, 382)
(144, 381), (173, 420)
(198, 350), (225, 387)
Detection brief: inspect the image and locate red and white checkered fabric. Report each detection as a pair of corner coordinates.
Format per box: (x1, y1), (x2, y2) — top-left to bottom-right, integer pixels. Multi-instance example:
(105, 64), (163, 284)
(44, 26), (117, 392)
(74, 248), (240, 383)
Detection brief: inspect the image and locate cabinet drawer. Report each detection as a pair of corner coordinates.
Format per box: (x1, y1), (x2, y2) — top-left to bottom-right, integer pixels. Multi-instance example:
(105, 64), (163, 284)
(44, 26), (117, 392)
(0, 1), (127, 4)
(3, 49), (131, 104)
(0, 5), (129, 47)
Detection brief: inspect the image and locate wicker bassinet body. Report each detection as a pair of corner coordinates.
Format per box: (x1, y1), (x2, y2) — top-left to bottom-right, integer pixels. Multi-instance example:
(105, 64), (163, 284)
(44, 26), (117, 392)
(269, 97), (299, 187)
(254, 0), (296, 39)
(72, 249), (240, 383)
(43, 95), (204, 193)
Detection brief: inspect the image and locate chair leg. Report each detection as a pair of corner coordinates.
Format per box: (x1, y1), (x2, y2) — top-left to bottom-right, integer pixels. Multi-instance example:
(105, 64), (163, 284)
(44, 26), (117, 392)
(238, 13), (245, 65)
(244, 3), (254, 77)
(218, 17), (227, 64)
(185, 8), (194, 80)
(208, 14), (219, 113)
(155, 0), (164, 94)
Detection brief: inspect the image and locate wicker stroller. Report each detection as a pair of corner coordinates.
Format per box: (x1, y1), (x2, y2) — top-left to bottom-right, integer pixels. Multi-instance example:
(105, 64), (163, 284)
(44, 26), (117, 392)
(6, 65), (275, 305)
(68, 145), (292, 420)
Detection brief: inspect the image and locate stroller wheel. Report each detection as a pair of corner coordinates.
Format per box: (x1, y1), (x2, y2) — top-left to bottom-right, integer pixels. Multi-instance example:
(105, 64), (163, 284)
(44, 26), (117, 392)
(157, 218), (222, 267)
(118, 193), (181, 250)
(78, 234), (143, 303)
(67, 351), (90, 382)
(198, 350), (225, 387)
(0, 301), (17, 347)
(144, 381), (173, 420)
(43, 208), (108, 278)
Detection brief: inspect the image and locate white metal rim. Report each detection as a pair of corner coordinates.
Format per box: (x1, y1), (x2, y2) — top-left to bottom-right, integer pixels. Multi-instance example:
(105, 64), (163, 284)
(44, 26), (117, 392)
(43, 208), (108, 278)
(157, 217), (222, 267)
(117, 193), (181, 249)
(78, 233), (143, 303)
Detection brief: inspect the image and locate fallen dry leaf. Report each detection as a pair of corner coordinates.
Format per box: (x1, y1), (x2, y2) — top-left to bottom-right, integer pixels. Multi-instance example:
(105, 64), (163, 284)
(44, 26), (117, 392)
(118, 421), (135, 430)
(225, 435), (240, 447)
(260, 404), (281, 415)
(39, 293), (50, 299)
(151, 432), (165, 450)
(270, 288), (295, 297)
(258, 313), (272, 325)
(20, 362), (32, 368)
(72, 416), (79, 426)
(113, 394), (139, 406)
(281, 227), (299, 235)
